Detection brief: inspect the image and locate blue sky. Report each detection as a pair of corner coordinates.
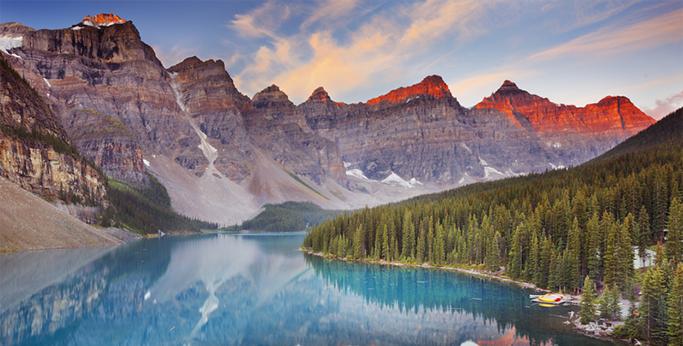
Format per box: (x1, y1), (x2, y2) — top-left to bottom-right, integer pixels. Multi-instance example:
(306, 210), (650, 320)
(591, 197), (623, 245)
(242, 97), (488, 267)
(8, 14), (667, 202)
(1, 0), (682, 118)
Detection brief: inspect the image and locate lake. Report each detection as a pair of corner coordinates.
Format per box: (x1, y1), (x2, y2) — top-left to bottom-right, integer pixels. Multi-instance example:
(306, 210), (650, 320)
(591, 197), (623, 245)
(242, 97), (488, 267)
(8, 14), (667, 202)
(0, 232), (612, 345)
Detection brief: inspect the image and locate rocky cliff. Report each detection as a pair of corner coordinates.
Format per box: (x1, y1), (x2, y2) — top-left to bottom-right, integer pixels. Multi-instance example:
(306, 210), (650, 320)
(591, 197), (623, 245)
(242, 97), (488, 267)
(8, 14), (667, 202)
(304, 76), (554, 184)
(0, 54), (106, 205)
(4, 16), (205, 186)
(475, 80), (655, 165)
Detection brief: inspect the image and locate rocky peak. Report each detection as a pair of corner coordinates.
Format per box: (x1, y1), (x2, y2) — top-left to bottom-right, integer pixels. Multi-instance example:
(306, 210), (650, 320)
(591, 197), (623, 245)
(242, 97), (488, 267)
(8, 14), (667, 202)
(168, 56), (203, 71)
(367, 75), (452, 105)
(80, 13), (127, 28)
(475, 81), (655, 134)
(252, 85), (293, 108)
(307, 87), (332, 103)
(495, 80), (524, 94)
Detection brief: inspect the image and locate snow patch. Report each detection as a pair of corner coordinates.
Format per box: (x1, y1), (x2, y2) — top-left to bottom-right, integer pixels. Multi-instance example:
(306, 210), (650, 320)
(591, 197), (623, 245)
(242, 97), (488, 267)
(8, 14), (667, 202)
(549, 162), (566, 170)
(460, 143), (472, 154)
(43, 78), (51, 88)
(381, 171), (421, 188)
(0, 36), (22, 55)
(343, 161), (351, 168)
(346, 168), (371, 181)
(483, 166), (504, 178)
(143, 159), (150, 167)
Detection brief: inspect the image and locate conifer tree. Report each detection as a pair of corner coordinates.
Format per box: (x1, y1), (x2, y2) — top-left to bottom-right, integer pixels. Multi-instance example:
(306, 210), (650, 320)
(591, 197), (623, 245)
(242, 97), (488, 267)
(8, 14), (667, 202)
(640, 266), (668, 344)
(587, 213), (602, 281)
(568, 217), (582, 290)
(353, 225), (364, 259)
(382, 224), (389, 260)
(666, 197), (683, 263)
(580, 276), (597, 324)
(667, 264), (683, 346)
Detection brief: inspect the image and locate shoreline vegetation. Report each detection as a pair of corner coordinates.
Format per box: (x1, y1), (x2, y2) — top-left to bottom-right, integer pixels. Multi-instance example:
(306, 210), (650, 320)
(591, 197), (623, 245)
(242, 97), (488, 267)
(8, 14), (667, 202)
(300, 247), (550, 293)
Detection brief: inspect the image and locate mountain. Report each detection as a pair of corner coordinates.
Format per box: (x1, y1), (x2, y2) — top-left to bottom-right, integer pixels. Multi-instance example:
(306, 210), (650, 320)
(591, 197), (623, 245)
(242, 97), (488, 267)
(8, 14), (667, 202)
(475, 80), (655, 165)
(0, 14), (656, 226)
(0, 53), (122, 250)
(304, 106), (681, 293)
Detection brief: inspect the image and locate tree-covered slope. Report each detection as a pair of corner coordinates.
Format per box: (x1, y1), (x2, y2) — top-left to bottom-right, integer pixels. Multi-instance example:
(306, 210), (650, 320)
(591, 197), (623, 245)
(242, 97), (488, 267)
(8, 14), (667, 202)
(599, 107), (683, 158)
(102, 175), (218, 234)
(304, 107), (683, 295)
(226, 201), (343, 232)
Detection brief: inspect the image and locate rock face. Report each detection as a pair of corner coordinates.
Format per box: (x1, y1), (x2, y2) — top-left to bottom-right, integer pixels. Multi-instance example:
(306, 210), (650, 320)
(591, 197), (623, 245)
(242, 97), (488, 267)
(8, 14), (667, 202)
(0, 54), (106, 205)
(0, 14), (657, 225)
(475, 80), (655, 164)
(4, 17), (205, 185)
(304, 78), (552, 183)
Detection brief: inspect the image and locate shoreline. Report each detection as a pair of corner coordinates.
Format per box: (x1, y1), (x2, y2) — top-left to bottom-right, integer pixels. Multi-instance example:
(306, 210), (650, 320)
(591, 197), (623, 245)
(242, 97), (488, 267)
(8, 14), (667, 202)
(301, 248), (631, 344)
(300, 248), (550, 293)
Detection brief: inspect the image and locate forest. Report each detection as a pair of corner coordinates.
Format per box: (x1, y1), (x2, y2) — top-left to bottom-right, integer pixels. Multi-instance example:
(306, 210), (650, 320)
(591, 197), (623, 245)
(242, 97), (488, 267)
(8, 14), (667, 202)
(303, 108), (683, 344)
(102, 175), (218, 233)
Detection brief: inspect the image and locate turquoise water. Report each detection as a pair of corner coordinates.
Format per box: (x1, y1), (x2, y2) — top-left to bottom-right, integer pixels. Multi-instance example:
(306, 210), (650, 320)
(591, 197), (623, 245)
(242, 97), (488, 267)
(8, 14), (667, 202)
(0, 233), (612, 345)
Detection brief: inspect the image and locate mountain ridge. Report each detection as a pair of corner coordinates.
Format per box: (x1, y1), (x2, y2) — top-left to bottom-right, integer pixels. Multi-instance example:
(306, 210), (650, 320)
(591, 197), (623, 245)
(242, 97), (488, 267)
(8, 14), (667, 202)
(0, 14), (657, 225)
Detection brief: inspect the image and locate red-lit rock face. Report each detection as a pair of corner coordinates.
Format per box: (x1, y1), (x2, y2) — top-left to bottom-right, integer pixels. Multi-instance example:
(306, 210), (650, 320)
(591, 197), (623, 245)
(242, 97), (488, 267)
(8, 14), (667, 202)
(81, 13), (127, 27)
(367, 75), (452, 105)
(474, 80), (655, 135)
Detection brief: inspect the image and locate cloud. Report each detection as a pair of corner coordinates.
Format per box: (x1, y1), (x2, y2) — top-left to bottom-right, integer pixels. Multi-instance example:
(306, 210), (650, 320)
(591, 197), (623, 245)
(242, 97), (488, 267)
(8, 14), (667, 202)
(645, 90), (683, 119)
(232, 0), (491, 102)
(531, 7), (683, 60)
(300, 0), (359, 30)
(152, 44), (196, 68)
(230, 0), (291, 39)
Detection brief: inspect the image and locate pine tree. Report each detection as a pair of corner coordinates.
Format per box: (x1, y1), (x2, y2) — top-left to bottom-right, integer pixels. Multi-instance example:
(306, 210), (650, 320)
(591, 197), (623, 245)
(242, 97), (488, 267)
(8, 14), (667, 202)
(401, 211), (415, 260)
(567, 217), (582, 290)
(508, 225), (524, 279)
(353, 225), (364, 259)
(618, 214), (635, 291)
(382, 224), (389, 260)
(666, 197), (683, 263)
(587, 213), (602, 281)
(667, 264), (683, 346)
(604, 219), (619, 288)
(580, 276), (597, 324)
(416, 221), (426, 263)
(640, 266), (668, 344)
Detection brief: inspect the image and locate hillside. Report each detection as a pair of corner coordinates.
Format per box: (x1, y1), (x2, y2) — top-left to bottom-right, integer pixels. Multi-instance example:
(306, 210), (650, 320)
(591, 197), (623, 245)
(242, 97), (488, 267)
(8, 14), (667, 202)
(599, 107), (683, 158)
(0, 177), (120, 253)
(226, 202), (343, 232)
(304, 107), (683, 294)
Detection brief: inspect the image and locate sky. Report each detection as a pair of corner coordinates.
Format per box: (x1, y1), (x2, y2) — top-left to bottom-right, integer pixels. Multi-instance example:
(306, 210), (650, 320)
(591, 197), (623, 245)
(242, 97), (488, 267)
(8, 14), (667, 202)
(1, 0), (682, 118)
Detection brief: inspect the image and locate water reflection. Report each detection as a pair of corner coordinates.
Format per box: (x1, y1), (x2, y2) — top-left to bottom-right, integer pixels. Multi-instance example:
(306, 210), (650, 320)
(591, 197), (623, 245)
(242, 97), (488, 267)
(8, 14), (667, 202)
(0, 233), (610, 345)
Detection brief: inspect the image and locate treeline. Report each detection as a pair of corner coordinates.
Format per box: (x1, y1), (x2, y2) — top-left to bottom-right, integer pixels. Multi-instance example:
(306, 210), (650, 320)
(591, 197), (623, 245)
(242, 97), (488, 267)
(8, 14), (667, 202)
(102, 175), (218, 234)
(225, 201), (343, 232)
(304, 109), (683, 297)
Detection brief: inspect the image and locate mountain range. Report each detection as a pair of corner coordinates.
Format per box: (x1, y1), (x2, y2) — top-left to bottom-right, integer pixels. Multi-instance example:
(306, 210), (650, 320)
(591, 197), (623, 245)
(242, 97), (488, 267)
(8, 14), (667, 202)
(0, 14), (655, 226)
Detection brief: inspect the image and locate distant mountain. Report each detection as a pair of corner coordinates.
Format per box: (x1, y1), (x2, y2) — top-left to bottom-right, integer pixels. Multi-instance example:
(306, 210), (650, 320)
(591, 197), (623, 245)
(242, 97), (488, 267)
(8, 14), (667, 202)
(475, 80), (655, 165)
(0, 13), (656, 225)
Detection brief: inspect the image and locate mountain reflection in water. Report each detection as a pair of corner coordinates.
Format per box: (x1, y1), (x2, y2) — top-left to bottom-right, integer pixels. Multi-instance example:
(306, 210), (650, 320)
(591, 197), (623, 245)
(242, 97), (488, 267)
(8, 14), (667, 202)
(0, 233), (611, 345)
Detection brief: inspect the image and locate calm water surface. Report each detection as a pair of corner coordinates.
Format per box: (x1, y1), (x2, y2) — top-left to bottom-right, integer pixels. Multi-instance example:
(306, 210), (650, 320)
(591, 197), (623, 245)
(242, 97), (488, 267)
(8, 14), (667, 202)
(0, 233), (612, 345)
